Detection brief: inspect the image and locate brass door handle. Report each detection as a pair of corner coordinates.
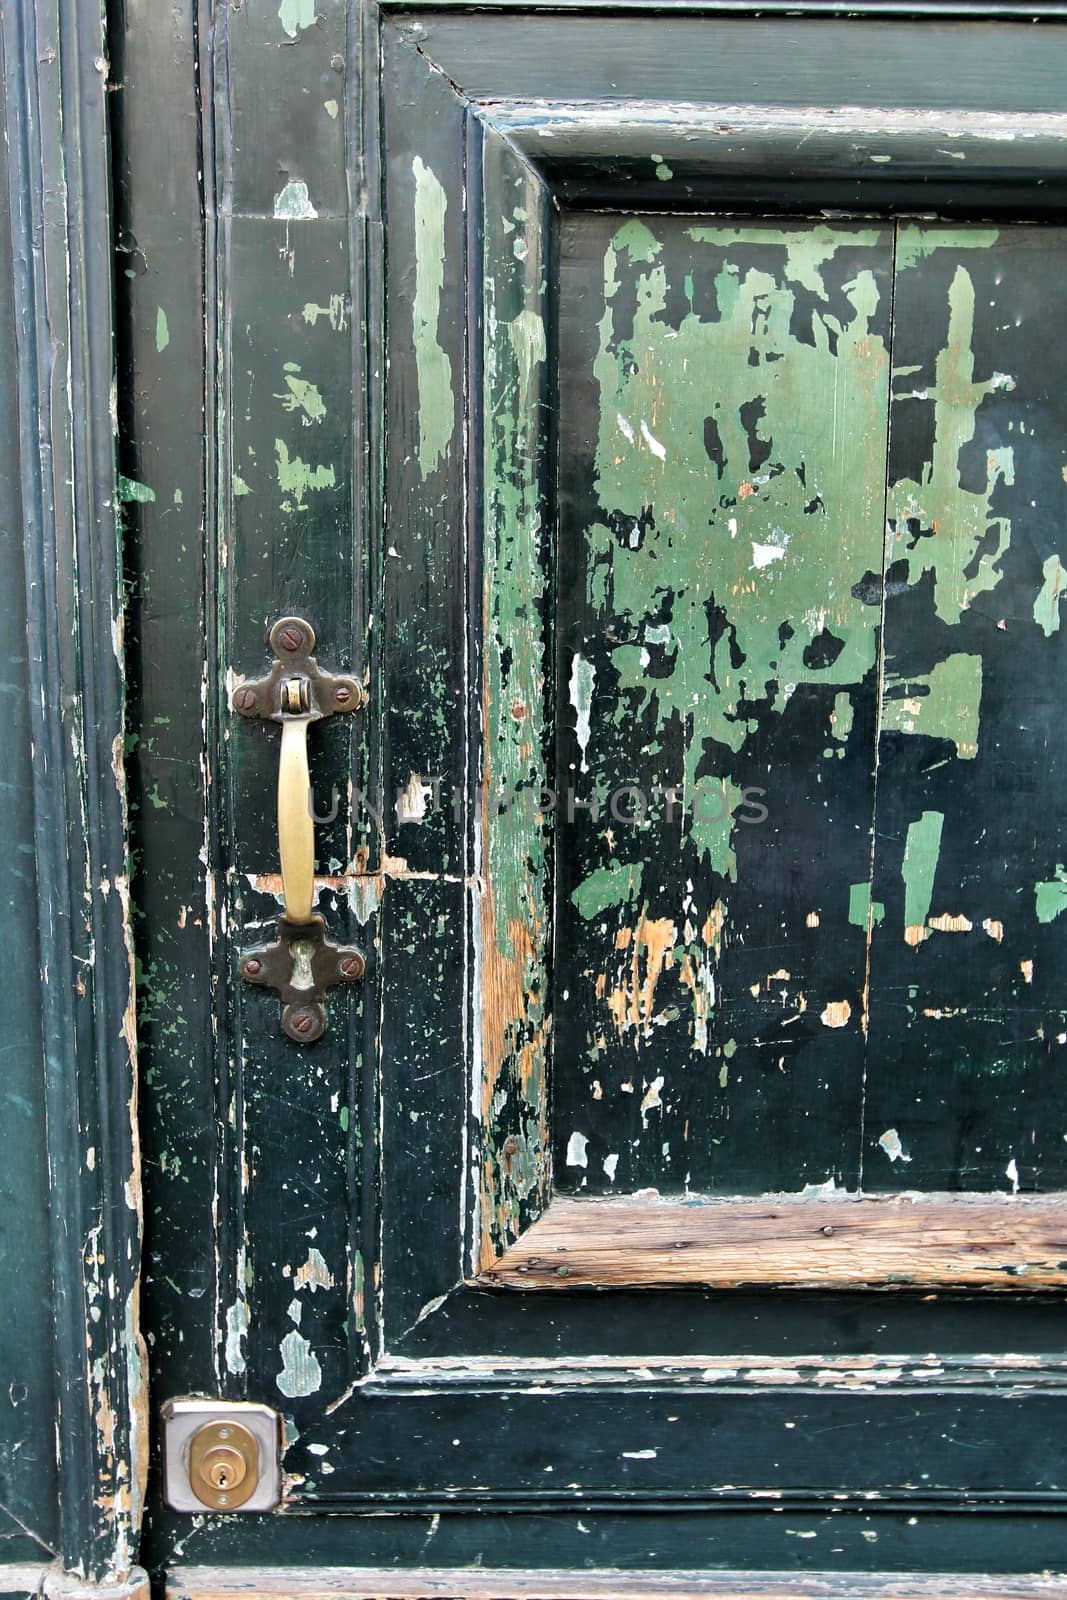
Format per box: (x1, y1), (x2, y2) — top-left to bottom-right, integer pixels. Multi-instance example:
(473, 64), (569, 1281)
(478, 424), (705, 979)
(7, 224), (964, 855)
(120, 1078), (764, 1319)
(278, 710), (314, 923)
(232, 617), (367, 1041)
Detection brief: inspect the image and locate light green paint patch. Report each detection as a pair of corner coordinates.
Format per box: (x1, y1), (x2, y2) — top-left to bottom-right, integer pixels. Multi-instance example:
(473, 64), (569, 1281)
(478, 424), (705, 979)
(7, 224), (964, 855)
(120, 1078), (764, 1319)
(590, 219), (892, 876)
(882, 652), (982, 758)
(278, 0), (315, 37)
(902, 810), (945, 934)
(412, 156), (455, 478)
(224, 1298), (248, 1376)
(303, 295), (348, 330)
(611, 217), (662, 267)
(688, 222), (882, 296)
(651, 152), (673, 181)
(831, 691), (854, 742)
(276, 1328), (322, 1397)
(273, 180), (317, 221)
(572, 862), (644, 921)
(1036, 865), (1067, 924)
(232, 474), (251, 497)
(118, 476), (156, 504)
(1034, 554), (1066, 637)
(155, 307), (170, 352)
(848, 881), (885, 930)
(275, 364), (326, 423)
(507, 308), (547, 390)
(895, 225), (1000, 274)
(888, 244), (1013, 624)
(275, 439), (335, 511)
(173, 488), (182, 506)
(324, 99), (339, 119)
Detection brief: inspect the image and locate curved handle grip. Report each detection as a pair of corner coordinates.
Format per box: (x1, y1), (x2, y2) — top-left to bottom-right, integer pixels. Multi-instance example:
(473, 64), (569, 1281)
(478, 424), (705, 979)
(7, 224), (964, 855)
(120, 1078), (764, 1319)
(278, 718), (315, 923)
(232, 618), (366, 1041)
(231, 615), (365, 927)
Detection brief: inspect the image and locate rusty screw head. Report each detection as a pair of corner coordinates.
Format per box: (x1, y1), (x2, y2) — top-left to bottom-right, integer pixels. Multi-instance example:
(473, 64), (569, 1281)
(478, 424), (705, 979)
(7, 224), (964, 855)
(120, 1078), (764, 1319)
(334, 684), (352, 706)
(339, 954), (364, 978)
(233, 686), (257, 712)
(243, 957), (262, 977)
(278, 625), (304, 653)
(290, 1008), (316, 1034)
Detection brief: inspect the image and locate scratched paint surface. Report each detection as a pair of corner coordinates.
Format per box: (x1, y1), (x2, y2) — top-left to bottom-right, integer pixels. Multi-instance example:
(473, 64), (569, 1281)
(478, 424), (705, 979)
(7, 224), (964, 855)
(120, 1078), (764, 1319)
(477, 135), (554, 1265)
(865, 224), (1067, 1189)
(554, 215), (893, 1192)
(553, 215), (1067, 1195)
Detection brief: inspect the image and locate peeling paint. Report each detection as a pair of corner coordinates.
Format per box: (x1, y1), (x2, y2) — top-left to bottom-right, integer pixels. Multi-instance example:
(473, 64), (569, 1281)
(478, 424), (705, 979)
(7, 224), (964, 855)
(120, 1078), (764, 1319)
(412, 156), (455, 478)
(277, 1329), (323, 1398)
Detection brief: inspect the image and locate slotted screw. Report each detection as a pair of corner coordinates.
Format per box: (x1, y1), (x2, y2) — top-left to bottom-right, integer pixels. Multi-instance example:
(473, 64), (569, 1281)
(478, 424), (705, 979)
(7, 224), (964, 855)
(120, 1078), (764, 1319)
(340, 955), (363, 978)
(233, 687), (257, 711)
(290, 1009), (315, 1035)
(243, 958), (262, 977)
(334, 685), (352, 705)
(279, 625), (304, 652)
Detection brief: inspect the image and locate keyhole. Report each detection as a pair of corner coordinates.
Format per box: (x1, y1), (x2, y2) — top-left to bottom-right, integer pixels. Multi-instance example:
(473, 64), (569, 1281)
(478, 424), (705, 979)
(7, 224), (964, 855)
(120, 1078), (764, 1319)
(188, 1421), (258, 1510)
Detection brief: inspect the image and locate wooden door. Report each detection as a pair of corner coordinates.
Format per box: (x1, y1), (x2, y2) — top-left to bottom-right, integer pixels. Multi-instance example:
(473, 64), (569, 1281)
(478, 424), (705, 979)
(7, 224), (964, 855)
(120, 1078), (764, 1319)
(117, 3), (1067, 1592)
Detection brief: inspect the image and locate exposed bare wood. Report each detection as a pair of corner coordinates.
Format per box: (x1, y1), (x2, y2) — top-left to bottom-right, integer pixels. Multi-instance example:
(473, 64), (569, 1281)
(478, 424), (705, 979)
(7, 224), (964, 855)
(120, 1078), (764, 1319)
(475, 1193), (1067, 1290)
(167, 1568), (1067, 1600)
(367, 1351), (1067, 1393)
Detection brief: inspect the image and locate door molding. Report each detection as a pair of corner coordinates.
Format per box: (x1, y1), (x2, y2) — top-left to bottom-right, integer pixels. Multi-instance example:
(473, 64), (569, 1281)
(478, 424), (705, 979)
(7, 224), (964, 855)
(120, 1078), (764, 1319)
(165, 1568), (1067, 1600)
(1, 0), (145, 1583)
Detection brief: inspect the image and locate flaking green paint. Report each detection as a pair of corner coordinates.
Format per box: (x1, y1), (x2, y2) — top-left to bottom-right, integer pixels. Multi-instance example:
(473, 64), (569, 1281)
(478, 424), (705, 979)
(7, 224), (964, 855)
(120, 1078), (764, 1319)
(888, 235), (1014, 626)
(278, 0), (316, 37)
(155, 307), (169, 352)
(882, 652), (982, 759)
(1036, 866), (1067, 924)
(1034, 555), (1066, 637)
(572, 861), (644, 921)
(848, 882), (885, 930)
(276, 1328), (322, 1397)
(587, 218), (892, 877)
(274, 180), (317, 221)
(831, 692), (854, 742)
(479, 150), (552, 1255)
(902, 810), (945, 934)
(412, 157), (455, 479)
(276, 363), (326, 423)
(275, 438), (335, 510)
(118, 476), (156, 504)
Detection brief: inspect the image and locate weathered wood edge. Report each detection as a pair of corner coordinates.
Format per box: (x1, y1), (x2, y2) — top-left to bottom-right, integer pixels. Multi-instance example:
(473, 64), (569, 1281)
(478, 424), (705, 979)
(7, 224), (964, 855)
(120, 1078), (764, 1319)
(165, 1566), (1067, 1600)
(0, 0), (146, 1584)
(365, 1350), (1067, 1394)
(476, 1194), (1067, 1290)
(381, 1), (1067, 14)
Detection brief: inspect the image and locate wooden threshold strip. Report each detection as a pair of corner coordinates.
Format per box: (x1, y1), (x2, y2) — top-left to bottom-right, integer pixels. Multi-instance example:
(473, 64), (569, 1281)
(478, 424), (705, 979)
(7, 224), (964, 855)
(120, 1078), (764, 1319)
(475, 1193), (1067, 1291)
(166, 1568), (1067, 1600)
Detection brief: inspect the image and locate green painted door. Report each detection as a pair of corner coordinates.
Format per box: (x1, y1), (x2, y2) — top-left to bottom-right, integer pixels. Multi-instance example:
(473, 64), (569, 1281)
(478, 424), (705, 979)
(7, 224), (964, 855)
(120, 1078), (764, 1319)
(120, 3), (1067, 1586)
(552, 214), (1067, 1202)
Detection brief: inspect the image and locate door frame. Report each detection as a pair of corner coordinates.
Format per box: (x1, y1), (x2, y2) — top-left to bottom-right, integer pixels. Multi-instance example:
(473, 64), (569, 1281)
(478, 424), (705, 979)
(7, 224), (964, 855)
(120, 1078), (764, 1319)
(7, 0), (1067, 1592)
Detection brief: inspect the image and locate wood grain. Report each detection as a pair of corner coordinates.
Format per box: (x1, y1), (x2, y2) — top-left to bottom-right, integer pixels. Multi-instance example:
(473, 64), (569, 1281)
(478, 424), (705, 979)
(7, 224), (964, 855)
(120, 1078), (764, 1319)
(168, 1567), (1067, 1600)
(476, 1193), (1067, 1290)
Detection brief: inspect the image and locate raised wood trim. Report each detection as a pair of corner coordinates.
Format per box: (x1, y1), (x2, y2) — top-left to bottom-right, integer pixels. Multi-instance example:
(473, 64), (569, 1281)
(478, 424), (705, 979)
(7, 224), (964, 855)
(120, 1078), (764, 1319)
(1, 0), (145, 1580)
(476, 1193), (1067, 1290)
(167, 1568), (1067, 1600)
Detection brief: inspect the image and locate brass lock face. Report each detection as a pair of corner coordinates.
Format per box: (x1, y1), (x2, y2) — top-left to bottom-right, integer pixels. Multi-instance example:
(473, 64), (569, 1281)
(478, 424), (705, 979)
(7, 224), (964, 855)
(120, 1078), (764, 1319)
(188, 1420), (259, 1510)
